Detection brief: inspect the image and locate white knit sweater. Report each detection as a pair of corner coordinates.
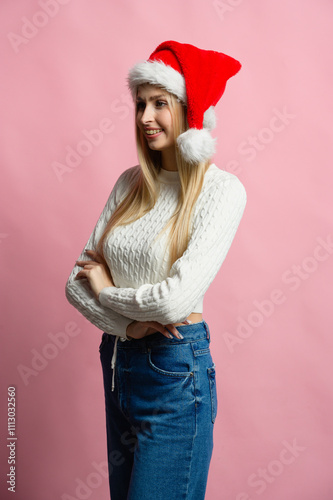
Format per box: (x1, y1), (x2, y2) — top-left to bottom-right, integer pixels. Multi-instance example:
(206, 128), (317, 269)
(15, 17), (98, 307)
(65, 163), (247, 340)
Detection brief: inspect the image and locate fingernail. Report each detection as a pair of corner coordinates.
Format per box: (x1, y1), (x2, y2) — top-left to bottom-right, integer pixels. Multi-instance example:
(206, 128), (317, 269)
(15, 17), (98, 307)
(177, 333), (184, 339)
(165, 329), (173, 338)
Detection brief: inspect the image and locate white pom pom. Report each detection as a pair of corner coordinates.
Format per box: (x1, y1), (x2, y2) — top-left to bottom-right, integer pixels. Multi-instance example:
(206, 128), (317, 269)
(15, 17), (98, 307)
(203, 106), (216, 130)
(177, 128), (216, 164)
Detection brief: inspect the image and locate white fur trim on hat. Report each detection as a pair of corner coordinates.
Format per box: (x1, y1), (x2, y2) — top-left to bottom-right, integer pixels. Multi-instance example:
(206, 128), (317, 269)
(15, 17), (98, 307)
(203, 106), (216, 130)
(127, 60), (187, 103)
(177, 128), (216, 164)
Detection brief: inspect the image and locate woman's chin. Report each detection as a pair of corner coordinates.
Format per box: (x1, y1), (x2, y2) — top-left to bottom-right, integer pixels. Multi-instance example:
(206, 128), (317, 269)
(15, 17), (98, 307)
(147, 143), (162, 152)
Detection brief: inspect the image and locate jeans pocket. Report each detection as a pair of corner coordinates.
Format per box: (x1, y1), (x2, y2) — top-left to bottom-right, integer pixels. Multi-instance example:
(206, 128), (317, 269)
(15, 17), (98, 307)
(147, 344), (194, 378)
(207, 364), (218, 423)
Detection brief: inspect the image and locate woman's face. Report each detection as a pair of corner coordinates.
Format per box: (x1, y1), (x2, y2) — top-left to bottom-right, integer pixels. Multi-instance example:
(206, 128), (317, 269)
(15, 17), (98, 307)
(136, 84), (182, 154)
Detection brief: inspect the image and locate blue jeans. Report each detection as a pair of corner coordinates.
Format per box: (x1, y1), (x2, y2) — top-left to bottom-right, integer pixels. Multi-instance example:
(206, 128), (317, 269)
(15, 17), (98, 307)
(99, 320), (218, 500)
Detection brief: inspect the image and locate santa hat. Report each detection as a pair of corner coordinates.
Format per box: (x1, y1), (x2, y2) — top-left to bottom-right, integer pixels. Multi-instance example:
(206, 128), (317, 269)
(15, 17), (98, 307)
(127, 40), (241, 164)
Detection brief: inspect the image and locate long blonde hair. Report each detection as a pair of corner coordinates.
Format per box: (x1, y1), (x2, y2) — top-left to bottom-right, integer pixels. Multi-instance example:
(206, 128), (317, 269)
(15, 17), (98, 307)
(96, 85), (211, 270)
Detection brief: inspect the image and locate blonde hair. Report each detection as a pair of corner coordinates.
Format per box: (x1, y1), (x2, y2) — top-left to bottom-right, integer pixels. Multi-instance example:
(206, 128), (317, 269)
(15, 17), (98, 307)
(96, 85), (211, 270)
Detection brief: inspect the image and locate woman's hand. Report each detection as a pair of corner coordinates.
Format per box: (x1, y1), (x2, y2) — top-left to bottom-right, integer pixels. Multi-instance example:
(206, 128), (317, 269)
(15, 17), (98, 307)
(126, 320), (188, 340)
(75, 249), (115, 299)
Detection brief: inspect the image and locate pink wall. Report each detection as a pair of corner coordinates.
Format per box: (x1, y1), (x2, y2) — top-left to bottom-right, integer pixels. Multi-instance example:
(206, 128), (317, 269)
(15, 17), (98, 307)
(1, 1), (333, 499)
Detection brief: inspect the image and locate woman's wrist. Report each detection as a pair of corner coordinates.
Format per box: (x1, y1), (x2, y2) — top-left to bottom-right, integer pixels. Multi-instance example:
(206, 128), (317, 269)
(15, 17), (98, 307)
(126, 320), (137, 339)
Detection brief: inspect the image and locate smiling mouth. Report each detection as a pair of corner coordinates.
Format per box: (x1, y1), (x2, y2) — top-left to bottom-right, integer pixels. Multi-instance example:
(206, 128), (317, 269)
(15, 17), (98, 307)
(145, 129), (163, 136)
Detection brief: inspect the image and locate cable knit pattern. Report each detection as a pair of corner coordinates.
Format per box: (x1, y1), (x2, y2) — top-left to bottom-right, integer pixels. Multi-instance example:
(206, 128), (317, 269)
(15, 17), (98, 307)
(65, 167), (137, 340)
(65, 163), (247, 338)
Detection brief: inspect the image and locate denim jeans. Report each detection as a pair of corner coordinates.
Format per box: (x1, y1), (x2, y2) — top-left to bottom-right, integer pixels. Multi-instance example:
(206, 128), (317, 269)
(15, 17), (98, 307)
(99, 320), (218, 500)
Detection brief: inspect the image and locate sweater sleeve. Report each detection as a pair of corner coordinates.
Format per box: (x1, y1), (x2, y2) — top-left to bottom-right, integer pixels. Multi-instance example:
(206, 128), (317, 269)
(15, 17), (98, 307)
(65, 167), (136, 339)
(99, 173), (247, 324)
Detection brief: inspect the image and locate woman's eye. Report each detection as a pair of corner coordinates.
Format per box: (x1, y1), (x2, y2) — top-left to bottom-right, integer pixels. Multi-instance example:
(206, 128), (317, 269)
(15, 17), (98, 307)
(156, 100), (167, 108)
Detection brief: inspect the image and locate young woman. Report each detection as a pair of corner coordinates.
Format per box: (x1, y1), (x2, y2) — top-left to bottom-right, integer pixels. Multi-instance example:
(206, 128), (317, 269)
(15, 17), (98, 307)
(65, 40), (247, 500)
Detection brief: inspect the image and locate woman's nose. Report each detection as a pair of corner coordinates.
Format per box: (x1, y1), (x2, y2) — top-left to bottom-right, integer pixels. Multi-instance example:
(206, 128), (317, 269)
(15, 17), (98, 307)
(141, 104), (154, 123)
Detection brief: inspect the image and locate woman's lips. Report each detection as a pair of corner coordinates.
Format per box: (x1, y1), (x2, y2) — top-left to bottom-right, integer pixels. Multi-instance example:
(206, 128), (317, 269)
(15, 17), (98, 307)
(144, 128), (163, 139)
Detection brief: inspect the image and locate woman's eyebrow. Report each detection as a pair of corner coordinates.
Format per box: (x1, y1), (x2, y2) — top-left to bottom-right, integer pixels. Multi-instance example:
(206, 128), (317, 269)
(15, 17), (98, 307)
(136, 94), (167, 102)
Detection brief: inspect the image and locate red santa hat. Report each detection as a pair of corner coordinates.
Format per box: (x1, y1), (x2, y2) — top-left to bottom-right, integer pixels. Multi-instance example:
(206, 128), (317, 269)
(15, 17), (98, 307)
(127, 40), (241, 164)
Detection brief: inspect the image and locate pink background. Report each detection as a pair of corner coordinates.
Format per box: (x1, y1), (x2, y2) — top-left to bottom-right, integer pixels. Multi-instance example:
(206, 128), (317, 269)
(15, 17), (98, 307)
(1, 1), (333, 499)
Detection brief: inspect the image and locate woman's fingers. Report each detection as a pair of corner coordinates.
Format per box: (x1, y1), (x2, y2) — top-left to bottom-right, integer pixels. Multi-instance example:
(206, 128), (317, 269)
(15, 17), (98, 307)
(128, 320), (188, 340)
(74, 261), (95, 280)
(76, 249), (103, 267)
(85, 249), (103, 262)
(76, 259), (97, 267)
(75, 271), (87, 280)
(74, 263), (97, 280)
(145, 321), (183, 340)
(166, 324), (184, 339)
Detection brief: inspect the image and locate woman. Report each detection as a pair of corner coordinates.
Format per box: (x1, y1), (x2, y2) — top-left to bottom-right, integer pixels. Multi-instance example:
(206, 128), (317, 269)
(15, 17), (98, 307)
(65, 40), (247, 500)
